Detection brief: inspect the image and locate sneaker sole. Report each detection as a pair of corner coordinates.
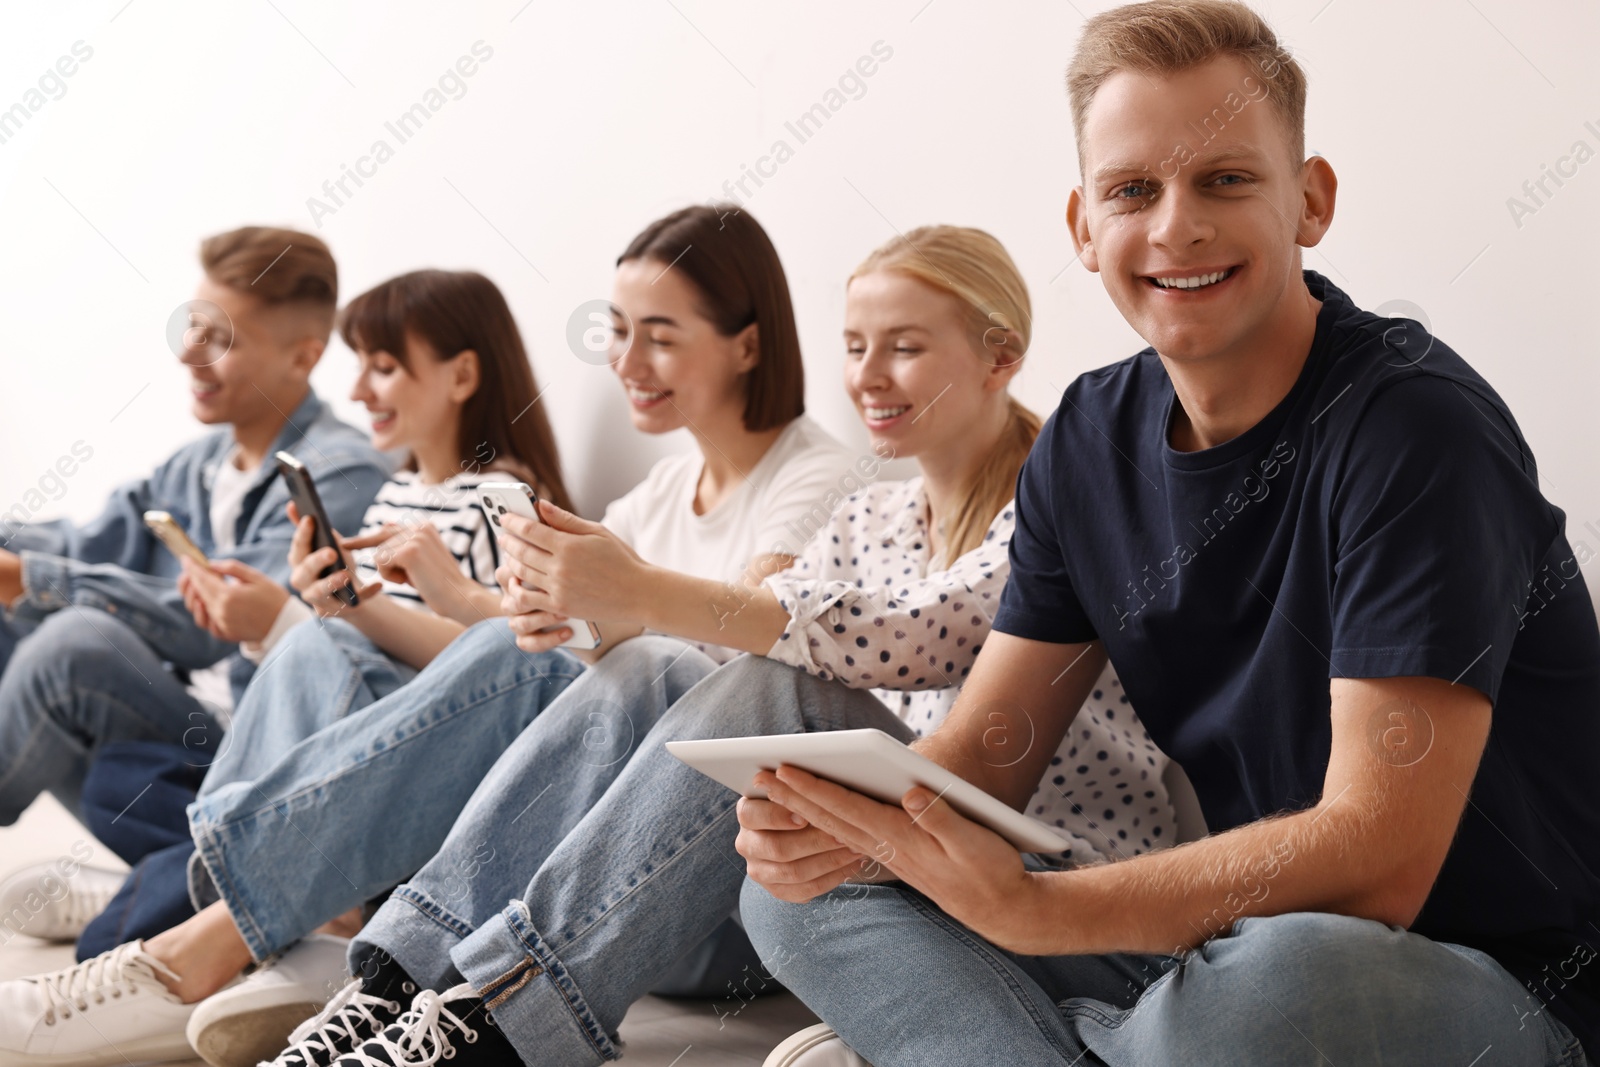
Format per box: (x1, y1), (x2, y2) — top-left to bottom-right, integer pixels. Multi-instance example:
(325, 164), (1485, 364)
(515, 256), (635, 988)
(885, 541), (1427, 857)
(761, 1023), (873, 1067)
(189, 1002), (321, 1067)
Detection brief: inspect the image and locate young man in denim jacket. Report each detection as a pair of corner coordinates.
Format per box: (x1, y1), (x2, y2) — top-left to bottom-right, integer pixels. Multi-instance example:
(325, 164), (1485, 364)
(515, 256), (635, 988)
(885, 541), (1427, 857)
(0, 226), (386, 830)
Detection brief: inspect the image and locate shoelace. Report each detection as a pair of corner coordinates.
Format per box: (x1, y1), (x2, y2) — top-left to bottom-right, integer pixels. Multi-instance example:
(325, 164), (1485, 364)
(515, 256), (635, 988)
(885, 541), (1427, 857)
(35, 941), (179, 1025)
(274, 978), (403, 1066)
(348, 984), (480, 1067)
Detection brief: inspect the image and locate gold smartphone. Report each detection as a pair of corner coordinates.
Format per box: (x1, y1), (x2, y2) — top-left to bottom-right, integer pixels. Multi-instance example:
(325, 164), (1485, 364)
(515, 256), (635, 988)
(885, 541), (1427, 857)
(143, 510), (210, 567)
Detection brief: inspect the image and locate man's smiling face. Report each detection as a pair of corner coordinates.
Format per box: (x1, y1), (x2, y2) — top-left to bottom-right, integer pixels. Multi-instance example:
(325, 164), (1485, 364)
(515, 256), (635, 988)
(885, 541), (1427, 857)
(1068, 55), (1326, 366)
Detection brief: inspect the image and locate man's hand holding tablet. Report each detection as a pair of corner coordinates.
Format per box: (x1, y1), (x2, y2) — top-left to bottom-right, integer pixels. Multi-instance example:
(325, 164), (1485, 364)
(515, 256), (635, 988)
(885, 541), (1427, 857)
(668, 729), (1076, 949)
(753, 763), (1048, 948)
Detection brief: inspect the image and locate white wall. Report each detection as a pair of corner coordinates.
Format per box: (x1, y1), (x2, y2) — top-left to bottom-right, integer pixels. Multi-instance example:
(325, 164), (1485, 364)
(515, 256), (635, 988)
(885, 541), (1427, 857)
(2, 1), (1597, 597)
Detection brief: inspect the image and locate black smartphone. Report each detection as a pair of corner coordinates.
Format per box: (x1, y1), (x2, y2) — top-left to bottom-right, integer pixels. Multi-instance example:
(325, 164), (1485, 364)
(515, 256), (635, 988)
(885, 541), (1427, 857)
(275, 450), (358, 607)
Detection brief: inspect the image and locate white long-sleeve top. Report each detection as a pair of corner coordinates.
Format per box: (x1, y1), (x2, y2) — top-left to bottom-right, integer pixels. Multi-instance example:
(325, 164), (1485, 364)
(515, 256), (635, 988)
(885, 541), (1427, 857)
(762, 477), (1177, 861)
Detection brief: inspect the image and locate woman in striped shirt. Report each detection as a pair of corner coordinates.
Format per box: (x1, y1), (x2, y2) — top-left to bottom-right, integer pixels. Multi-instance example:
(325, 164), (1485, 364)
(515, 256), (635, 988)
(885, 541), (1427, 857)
(179, 269), (571, 676)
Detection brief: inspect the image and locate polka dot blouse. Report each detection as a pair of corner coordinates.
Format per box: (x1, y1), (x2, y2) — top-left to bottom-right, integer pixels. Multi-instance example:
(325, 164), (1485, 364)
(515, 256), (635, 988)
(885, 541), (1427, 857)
(763, 477), (1177, 861)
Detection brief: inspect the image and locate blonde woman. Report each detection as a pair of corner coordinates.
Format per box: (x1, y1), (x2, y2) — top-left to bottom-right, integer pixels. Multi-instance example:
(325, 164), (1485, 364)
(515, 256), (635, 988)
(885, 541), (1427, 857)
(220, 226), (1174, 1067)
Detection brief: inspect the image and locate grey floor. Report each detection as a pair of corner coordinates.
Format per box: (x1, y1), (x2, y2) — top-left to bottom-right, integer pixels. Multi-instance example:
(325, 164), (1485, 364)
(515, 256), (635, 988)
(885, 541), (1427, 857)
(0, 796), (818, 1067)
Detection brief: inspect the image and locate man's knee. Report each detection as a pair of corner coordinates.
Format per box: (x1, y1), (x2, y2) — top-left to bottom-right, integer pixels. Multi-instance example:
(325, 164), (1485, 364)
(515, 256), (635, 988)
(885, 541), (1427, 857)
(430, 617), (563, 685)
(740, 877), (893, 988)
(450, 615), (513, 658)
(740, 876), (786, 943)
(1, 608), (131, 693)
(694, 654), (875, 709)
(705, 653), (795, 691)
(1203, 911), (1477, 1027)
(740, 876), (819, 983)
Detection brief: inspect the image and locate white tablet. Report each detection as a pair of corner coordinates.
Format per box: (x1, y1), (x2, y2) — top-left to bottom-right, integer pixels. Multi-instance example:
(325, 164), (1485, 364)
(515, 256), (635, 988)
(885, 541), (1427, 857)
(664, 728), (1074, 854)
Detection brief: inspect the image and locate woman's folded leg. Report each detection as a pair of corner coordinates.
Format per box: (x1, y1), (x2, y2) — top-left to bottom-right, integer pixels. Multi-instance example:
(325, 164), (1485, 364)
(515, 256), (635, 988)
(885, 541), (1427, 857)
(186, 617), (585, 961)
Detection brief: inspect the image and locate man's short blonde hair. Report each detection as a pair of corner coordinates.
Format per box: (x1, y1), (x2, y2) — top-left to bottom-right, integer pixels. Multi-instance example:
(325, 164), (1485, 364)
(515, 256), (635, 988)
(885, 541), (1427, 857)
(200, 226), (338, 338)
(1066, 0), (1307, 171)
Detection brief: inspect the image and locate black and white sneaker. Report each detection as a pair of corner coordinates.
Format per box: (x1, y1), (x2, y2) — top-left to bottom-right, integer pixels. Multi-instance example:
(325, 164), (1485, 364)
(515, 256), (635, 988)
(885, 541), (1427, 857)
(327, 984), (521, 1067)
(262, 963), (416, 1067)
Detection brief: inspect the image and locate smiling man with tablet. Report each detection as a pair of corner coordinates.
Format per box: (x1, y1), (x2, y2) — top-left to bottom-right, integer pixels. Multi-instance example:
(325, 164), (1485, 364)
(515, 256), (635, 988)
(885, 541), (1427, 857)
(736, 2), (1600, 1063)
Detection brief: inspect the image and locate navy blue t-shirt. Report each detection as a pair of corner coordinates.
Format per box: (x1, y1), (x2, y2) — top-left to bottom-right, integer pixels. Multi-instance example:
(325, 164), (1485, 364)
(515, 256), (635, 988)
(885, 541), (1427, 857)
(995, 271), (1600, 1050)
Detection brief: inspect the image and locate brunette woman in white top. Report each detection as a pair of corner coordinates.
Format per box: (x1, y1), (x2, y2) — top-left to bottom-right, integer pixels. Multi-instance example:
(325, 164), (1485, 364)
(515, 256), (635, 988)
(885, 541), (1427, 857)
(207, 225), (1177, 1067)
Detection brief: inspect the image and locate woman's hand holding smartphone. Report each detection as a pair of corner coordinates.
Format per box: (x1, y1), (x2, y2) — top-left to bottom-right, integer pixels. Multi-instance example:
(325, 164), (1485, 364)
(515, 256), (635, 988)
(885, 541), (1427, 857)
(287, 502), (389, 617)
(479, 482), (605, 651)
(275, 451), (360, 608)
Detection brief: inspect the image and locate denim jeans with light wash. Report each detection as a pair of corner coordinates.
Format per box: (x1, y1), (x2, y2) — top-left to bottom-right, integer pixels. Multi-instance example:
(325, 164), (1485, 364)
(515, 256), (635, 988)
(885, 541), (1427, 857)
(198, 617), (418, 796)
(741, 876), (1591, 1065)
(72, 616), (419, 959)
(351, 651), (913, 1067)
(186, 616), (584, 961)
(0, 607), (224, 826)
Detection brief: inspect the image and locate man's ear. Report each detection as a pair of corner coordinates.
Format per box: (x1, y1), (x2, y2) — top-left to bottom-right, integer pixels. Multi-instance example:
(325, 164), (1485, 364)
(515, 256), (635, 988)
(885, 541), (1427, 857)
(291, 334), (325, 377)
(733, 321), (760, 373)
(449, 348), (481, 403)
(1295, 156), (1338, 249)
(1065, 187), (1099, 273)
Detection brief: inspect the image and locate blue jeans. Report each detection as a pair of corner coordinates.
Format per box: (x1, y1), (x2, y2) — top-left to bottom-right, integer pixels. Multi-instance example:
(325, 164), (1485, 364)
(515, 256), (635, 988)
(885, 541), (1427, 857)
(0, 607), (223, 826)
(740, 882), (1591, 1066)
(186, 617), (584, 961)
(199, 617), (418, 794)
(0, 614), (19, 678)
(74, 617), (417, 958)
(353, 651), (914, 1067)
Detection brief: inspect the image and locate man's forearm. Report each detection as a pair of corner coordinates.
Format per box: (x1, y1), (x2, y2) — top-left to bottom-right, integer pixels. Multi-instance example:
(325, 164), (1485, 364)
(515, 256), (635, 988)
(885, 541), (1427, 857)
(11, 551), (234, 668)
(1016, 790), (1405, 958)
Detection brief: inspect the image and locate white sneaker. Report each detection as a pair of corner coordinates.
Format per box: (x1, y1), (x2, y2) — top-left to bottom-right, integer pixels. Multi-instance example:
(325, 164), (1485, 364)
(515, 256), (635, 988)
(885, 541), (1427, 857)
(762, 1023), (876, 1067)
(0, 940), (195, 1067)
(185, 934), (353, 1067)
(0, 861), (125, 943)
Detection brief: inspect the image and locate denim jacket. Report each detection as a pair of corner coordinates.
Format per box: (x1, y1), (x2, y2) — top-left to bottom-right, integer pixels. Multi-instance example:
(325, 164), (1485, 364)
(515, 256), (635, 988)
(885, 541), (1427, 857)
(3, 390), (387, 690)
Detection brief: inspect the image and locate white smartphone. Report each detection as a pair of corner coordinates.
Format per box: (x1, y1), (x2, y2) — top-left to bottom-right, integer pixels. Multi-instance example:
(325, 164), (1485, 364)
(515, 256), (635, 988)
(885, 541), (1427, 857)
(665, 728), (1077, 854)
(478, 480), (603, 651)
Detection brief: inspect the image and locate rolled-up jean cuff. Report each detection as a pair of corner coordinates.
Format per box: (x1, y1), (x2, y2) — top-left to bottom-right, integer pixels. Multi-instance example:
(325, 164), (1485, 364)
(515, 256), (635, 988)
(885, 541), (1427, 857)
(452, 899), (620, 1066)
(187, 814), (275, 962)
(356, 885), (475, 993)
